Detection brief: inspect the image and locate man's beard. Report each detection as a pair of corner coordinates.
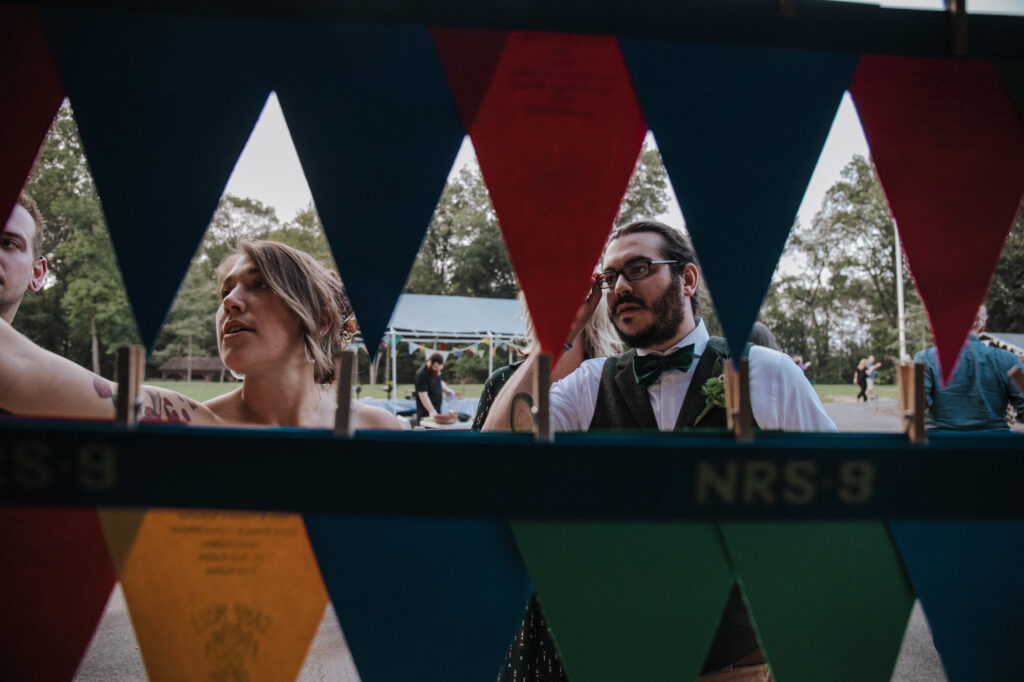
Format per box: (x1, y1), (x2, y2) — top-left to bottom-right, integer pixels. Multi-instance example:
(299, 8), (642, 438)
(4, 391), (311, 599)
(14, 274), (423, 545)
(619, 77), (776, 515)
(609, 275), (686, 349)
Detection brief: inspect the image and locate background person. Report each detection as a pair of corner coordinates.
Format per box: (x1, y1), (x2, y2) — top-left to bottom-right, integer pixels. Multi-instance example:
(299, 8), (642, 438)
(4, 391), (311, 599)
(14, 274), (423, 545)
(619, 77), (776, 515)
(854, 358), (869, 402)
(1, 193), (48, 324)
(865, 355), (882, 399)
(0, 239), (399, 430)
(415, 352), (457, 421)
(914, 305), (1024, 431)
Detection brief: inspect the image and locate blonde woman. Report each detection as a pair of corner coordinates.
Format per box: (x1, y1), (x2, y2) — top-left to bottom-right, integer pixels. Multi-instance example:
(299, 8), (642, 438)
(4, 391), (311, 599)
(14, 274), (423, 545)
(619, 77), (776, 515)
(0, 240), (399, 430)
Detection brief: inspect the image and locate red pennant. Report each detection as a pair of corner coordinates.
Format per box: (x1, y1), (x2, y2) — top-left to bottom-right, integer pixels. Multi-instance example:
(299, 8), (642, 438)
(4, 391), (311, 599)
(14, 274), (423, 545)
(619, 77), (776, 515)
(850, 56), (1024, 383)
(441, 31), (646, 354)
(0, 508), (116, 680)
(0, 6), (63, 218)
(431, 27), (508, 131)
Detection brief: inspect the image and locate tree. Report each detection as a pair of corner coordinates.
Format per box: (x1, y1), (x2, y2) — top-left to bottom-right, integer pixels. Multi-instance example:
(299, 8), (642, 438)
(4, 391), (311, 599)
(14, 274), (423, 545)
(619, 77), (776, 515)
(986, 204), (1024, 332)
(760, 155), (929, 383)
(405, 164), (517, 298)
(18, 100), (138, 376)
(616, 138), (672, 224)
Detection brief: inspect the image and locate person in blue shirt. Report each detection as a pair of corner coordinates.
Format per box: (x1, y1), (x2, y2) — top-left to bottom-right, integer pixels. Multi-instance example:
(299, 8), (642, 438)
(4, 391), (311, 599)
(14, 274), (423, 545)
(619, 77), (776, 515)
(914, 305), (1024, 431)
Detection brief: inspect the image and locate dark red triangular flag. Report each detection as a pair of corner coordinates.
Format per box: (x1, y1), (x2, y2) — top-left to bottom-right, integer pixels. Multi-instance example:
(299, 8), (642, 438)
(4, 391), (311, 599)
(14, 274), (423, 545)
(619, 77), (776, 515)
(444, 31), (646, 354)
(0, 6), (63, 218)
(0, 508), (116, 680)
(431, 27), (509, 132)
(850, 56), (1024, 383)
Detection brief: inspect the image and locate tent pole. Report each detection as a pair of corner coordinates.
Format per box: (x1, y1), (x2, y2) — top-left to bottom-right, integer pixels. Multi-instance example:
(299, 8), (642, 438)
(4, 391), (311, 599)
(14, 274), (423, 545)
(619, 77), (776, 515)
(488, 335), (494, 376)
(390, 329), (398, 400)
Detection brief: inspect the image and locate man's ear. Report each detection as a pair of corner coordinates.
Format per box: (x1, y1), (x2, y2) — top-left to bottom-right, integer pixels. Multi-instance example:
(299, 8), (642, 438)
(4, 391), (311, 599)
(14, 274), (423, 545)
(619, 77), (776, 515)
(28, 257), (47, 292)
(680, 262), (699, 298)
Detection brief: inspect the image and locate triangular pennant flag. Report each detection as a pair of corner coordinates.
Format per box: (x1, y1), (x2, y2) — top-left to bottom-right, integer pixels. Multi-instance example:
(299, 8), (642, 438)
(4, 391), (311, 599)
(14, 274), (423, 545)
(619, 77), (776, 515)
(116, 510), (326, 681)
(437, 348), (451, 362)
(0, 507), (116, 680)
(890, 520), (1024, 682)
(720, 522), (913, 682)
(619, 40), (858, 361)
(40, 9), (270, 351)
(408, 341), (420, 354)
(446, 32), (646, 356)
(995, 61), (1024, 122)
(269, 23), (464, 358)
(303, 516), (532, 681)
(98, 507), (146, 575)
(431, 27), (509, 131)
(0, 6), (63, 219)
(849, 55), (1024, 384)
(511, 522), (734, 681)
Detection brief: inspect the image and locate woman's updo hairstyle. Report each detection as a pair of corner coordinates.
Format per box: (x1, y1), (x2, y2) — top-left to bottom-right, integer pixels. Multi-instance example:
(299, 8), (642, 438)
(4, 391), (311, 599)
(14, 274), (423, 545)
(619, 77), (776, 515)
(216, 240), (355, 384)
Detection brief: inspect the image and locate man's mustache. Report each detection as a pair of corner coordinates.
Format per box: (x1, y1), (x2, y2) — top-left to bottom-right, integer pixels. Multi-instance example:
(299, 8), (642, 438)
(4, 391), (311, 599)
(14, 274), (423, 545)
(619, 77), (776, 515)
(613, 295), (647, 316)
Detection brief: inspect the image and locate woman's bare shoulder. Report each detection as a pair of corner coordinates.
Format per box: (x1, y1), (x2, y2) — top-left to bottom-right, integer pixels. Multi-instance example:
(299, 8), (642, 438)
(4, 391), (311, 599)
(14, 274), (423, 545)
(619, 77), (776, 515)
(354, 402), (404, 430)
(136, 385), (224, 425)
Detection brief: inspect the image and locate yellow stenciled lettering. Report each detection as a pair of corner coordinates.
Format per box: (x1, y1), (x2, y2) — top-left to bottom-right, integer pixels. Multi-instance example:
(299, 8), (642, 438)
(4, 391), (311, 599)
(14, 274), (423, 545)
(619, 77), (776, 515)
(694, 460), (737, 504)
(742, 460), (777, 504)
(13, 441), (51, 489)
(838, 460), (874, 504)
(782, 460), (817, 505)
(78, 444), (117, 491)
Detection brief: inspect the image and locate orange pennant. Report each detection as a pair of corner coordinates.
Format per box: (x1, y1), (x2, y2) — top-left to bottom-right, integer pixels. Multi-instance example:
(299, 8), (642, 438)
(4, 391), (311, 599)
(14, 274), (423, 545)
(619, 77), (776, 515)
(112, 510), (327, 682)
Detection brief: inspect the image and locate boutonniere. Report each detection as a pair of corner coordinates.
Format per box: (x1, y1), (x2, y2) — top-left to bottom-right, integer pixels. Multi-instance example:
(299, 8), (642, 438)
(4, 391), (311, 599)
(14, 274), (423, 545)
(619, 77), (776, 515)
(694, 360), (726, 426)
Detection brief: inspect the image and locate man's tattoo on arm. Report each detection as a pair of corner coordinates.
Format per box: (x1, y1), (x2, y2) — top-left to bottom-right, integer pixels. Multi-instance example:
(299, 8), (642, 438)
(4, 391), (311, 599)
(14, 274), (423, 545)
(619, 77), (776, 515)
(139, 388), (195, 423)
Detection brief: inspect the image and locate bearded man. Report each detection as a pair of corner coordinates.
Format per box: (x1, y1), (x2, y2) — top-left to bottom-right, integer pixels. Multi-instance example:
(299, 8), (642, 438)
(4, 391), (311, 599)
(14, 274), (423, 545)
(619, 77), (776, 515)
(485, 219), (835, 681)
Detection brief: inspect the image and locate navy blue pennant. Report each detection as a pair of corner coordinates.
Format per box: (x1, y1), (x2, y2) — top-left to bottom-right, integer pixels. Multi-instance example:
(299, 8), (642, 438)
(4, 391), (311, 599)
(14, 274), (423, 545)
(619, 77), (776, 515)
(269, 23), (464, 358)
(303, 516), (532, 681)
(619, 40), (857, 360)
(890, 520), (1024, 681)
(40, 9), (270, 352)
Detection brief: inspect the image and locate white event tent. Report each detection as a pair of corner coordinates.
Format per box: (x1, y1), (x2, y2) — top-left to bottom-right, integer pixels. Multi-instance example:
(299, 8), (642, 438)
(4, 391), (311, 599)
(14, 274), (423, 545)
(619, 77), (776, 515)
(365, 294), (528, 388)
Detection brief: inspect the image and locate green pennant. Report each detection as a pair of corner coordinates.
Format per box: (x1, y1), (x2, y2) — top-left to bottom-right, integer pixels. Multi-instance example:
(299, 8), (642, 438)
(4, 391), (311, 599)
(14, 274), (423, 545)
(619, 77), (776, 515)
(720, 522), (913, 682)
(994, 61), (1024, 123)
(511, 522), (734, 682)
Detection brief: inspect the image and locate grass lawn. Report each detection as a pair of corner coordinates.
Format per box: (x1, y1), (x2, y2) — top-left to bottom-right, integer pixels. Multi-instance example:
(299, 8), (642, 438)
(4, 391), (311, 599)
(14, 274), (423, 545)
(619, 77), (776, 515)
(146, 380), (488, 402)
(148, 379), (895, 405)
(813, 383), (897, 403)
(145, 380), (239, 403)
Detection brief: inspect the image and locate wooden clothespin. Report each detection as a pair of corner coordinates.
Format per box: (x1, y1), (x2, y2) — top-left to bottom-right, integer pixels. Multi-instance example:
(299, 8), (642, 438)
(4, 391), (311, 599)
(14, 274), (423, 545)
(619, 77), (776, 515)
(897, 362), (927, 444)
(944, 0), (968, 57)
(1009, 366), (1024, 394)
(114, 345), (145, 427)
(724, 358), (753, 443)
(778, 0), (797, 19)
(533, 352), (552, 442)
(334, 349), (357, 436)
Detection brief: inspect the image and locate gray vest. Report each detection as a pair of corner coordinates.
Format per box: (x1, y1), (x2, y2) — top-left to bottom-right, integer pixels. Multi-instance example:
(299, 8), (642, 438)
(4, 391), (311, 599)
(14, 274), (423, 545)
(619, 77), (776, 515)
(589, 336), (733, 431)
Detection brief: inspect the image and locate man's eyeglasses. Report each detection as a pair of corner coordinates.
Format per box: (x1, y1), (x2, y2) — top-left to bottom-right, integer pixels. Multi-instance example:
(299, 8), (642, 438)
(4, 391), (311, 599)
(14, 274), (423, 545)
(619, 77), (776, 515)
(596, 259), (678, 289)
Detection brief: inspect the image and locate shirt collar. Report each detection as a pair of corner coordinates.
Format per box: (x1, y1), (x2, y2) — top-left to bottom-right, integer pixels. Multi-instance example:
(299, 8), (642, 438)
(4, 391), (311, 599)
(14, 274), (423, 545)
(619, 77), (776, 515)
(635, 319), (709, 357)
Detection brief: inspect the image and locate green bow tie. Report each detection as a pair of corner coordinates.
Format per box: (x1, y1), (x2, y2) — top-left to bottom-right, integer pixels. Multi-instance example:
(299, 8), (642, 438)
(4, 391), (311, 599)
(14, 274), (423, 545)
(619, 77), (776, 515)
(633, 345), (696, 388)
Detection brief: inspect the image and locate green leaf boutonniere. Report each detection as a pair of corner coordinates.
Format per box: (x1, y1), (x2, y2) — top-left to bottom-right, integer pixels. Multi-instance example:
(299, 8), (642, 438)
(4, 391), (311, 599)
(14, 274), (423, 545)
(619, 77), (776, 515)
(694, 360), (726, 426)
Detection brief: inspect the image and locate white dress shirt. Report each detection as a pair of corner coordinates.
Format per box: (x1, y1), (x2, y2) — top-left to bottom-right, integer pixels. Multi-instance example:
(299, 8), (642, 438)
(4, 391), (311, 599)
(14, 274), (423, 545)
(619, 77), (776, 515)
(549, 320), (836, 433)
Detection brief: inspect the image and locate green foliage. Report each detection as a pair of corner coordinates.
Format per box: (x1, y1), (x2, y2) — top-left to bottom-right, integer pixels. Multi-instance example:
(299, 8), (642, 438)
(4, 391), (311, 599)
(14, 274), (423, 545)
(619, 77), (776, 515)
(17, 100), (138, 376)
(406, 138), (671, 300)
(986, 205), (1024, 332)
(616, 139), (672, 224)
(760, 155), (928, 384)
(405, 165), (518, 298)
